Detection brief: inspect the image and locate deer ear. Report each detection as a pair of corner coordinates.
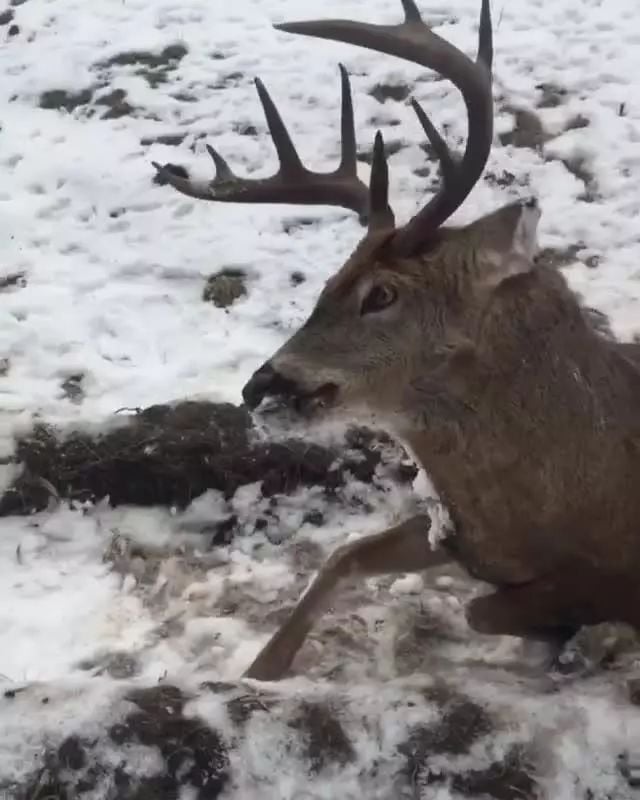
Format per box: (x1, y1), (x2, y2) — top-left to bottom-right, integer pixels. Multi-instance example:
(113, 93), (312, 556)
(474, 197), (541, 290)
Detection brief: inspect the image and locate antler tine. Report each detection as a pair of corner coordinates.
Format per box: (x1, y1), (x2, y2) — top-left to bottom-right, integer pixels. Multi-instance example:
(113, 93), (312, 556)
(275, 0), (494, 255)
(206, 144), (234, 182)
(337, 63), (357, 176)
(368, 132), (395, 231)
(400, 0), (422, 23)
(410, 98), (457, 186)
(151, 67), (374, 220)
(254, 78), (305, 177)
(476, 0), (493, 69)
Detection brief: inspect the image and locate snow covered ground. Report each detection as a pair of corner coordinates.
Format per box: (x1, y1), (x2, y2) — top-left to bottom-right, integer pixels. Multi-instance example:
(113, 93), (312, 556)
(2, 0), (640, 797)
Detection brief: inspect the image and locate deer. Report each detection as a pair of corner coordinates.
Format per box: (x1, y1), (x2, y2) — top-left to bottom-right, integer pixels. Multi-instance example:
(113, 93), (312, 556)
(153, 0), (640, 682)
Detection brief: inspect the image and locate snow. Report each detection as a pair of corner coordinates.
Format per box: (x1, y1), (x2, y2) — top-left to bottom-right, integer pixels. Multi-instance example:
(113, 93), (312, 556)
(2, 0), (640, 796)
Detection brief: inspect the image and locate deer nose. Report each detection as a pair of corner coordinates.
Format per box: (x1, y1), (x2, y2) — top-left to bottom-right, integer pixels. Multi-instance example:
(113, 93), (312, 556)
(242, 361), (298, 410)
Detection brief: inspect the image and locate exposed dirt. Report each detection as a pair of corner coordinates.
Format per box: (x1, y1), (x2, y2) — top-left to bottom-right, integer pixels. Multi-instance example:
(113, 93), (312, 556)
(368, 82), (412, 104)
(202, 268), (248, 309)
(0, 400), (415, 517)
(4, 680), (580, 800)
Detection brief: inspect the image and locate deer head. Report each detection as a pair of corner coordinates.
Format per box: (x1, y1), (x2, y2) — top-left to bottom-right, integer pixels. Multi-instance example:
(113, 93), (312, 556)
(154, 0), (540, 431)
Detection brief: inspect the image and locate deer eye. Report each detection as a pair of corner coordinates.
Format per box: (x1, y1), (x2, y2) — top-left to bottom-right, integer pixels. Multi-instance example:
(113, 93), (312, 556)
(360, 284), (397, 316)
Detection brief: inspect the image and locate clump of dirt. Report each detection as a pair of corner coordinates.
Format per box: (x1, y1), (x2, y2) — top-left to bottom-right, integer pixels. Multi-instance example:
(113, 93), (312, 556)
(448, 744), (538, 799)
(535, 243), (583, 270)
(8, 685), (229, 800)
(281, 217), (319, 235)
(368, 82), (411, 104)
(0, 400), (415, 516)
(60, 373), (84, 404)
(560, 155), (600, 202)
(499, 108), (548, 151)
(95, 88), (136, 119)
(212, 71), (245, 90)
(564, 114), (590, 132)
(39, 87), (93, 112)
(0, 270), (26, 290)
(399, 687), (493, 776)
(535, 82), (567, 108)
(140, 132), (187, 147)
(484, 170), (517, 188)
(203, 268), (248, 308)
(288, 701), (356, 773)
(399, 688), (538, 800)
(97, 43), (188, 88)
(535, 243), (600, 273)
(37, 44), (187, 119)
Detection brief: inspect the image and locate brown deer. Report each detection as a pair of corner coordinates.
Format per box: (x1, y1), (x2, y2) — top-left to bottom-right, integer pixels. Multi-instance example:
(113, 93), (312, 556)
(154, 0), (640, 682)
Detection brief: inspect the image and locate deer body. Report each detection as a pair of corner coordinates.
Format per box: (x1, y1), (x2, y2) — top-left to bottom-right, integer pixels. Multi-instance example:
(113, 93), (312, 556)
(155, 0), (640, 680)
(404, 266), (640, 588)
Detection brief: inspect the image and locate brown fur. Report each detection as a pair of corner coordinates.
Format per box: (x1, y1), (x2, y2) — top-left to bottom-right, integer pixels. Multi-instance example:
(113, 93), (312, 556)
(241, 201), (640, 681)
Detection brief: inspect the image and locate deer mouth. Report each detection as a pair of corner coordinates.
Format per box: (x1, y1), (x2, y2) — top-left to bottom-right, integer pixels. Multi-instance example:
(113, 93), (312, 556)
(255, 381), (339, 418)
(292, 382), (339, 415)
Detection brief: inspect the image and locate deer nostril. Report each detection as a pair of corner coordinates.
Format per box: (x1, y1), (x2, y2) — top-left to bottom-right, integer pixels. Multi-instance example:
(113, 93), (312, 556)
(242, 362), (299, 410)
(242, 363), (276, 409)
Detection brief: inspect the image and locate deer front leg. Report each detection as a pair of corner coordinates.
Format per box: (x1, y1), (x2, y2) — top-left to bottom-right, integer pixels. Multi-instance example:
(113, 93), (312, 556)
(244, 514), (451, 681)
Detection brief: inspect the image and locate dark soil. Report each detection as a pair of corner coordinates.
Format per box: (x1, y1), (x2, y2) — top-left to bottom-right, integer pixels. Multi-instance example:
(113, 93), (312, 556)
(0, 400), (415, 517)
(202, 268), (248, 308)
(368, 82), (411, 104)
(499, 108), (547, 150)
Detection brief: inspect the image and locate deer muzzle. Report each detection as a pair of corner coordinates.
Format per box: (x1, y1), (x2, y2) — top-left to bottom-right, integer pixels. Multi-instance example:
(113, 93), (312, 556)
(242, 361), (338, 415)
(242, 362), (295, 410)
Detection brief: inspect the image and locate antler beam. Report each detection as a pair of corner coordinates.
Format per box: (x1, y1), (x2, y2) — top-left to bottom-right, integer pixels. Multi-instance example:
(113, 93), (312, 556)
(152, 66), (393, 231)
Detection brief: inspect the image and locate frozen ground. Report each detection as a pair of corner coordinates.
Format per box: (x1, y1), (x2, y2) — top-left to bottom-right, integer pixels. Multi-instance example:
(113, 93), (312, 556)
(2, 0), (640, 797)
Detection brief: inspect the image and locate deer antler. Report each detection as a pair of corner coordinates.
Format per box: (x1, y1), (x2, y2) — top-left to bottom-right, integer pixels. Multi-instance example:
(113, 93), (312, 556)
(276, 0), (493, 255)
(152, 65), (394, 232)
(153, 1), (492, 248)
